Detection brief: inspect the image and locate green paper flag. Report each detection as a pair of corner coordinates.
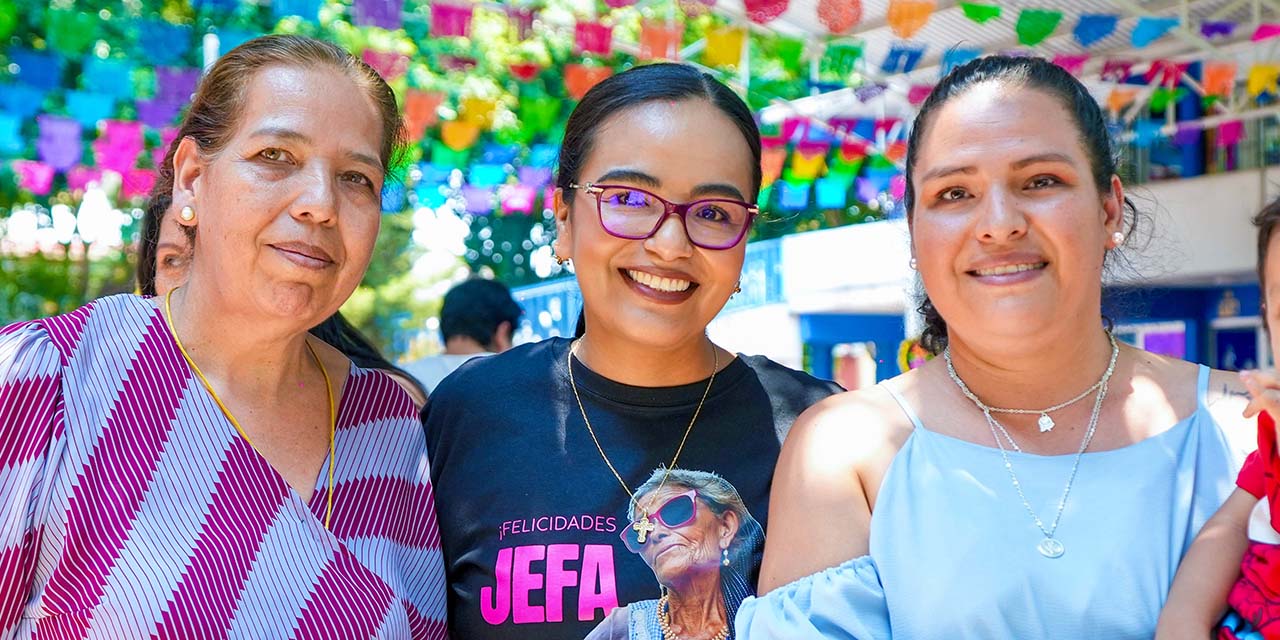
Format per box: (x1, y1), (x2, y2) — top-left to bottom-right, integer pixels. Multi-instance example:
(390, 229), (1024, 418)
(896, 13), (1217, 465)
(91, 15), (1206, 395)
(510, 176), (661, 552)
(821, 42), (864, 80)
(1016, 9), (1064, 46)
(519, 96), (561, 135)
(0, 0), (17, 40)
(431, 140), (471, 169)
(1149, 87), (1187, 112)
(959, 2), (1001, 24)
(774, 37), (807, 76)
(47, 9), (99, 56)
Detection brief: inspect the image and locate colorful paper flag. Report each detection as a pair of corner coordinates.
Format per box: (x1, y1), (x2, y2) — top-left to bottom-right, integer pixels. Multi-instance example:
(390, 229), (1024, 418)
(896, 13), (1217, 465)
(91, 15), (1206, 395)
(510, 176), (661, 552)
(704, 26), (746, 69)
(1248, 64), (1280, 99)
(941, 47), (981, 78)
(1101, 59), (1134, 82)
(1052, 54), (1089, 76)
(1016, 9), (1063, 46)
(518, 166), (553, 190)
(83, 58), (135, 100)
(818, 0), (862, 33)
(272, 0), (322, 21)
(886, 0), (935, 39)
(815, 176), (852, 209)
(1074, 14), (1119, 47)
(362, 50), (409, 81)
(37, 115), (82, 172)
(137, 20), (192, 66)
(11, 48), (64, 91)
(745, 0), (790, 24)
(564, 64), (613, 100)
(403, 90), (443, 142)
(881, 43), (924, 74)
(500, 184), (537, 214)
(47, 8), (98, 56)
(1201, 21), (1236, 39)
(122, 168), (157, 199)
(67, 166), (103, 191)
(463, 185), (495, 214)
(0, 114), (23, 155)
(1133, 120), (1164, 148)
(65, 91), (116, 128)
(352, 0), (402, 30)
(1145, 60), (1190, 86)
(761, 147), (787, 188)
(15, 160), (55, 195)
(574, 22), (614, 57)
(1253, 23), (1280, 42)
(430, 1), (473, 38)
(1218, 120), (1245, 146)
(1132, 17), (1179, 48)
(1106, 87), (1138, 114)
(441, 120), (481, 151)
(778, 180), (811, 210)
(640, 21), (684, 60)
(959, 2), (1000, 24)
(908, 84), (934, 105)
(1202, 61), (1237, 100)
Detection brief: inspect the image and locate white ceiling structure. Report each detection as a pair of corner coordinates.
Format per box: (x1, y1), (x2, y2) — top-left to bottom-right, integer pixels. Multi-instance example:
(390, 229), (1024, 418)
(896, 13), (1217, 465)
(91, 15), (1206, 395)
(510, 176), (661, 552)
(706, 0), (1280, 131)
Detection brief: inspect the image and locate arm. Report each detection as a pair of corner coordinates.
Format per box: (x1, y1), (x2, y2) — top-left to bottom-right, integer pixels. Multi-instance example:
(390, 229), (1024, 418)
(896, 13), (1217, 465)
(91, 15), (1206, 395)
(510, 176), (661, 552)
(0, 325), (64, 637)
(1156, 488), (1254, 640)
(757, 390), (908, 594)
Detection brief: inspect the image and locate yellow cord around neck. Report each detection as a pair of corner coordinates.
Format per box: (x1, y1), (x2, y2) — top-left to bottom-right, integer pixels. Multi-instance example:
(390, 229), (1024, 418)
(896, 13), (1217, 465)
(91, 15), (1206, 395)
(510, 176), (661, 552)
(163, 287), (337, 529)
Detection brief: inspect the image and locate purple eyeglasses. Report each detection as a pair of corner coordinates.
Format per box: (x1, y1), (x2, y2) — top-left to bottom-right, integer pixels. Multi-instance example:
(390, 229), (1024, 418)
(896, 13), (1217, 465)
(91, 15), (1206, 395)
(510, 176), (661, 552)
(570, 183), (757, 250)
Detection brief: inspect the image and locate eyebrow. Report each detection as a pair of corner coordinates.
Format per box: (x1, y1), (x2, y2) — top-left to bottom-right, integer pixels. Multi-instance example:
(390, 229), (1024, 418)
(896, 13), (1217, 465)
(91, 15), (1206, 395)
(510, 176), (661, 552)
(592, 169), (747, 202)
(917, 152), (1080, 184)
(157, 241), (186, 253)
(249, 126), (383, 174)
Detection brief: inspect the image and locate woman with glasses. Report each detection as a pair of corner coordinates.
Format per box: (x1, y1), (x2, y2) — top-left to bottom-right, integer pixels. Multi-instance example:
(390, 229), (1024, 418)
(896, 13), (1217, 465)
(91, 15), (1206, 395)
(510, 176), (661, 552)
(423, 62), (840, 639)
(586, 468), (763, 640)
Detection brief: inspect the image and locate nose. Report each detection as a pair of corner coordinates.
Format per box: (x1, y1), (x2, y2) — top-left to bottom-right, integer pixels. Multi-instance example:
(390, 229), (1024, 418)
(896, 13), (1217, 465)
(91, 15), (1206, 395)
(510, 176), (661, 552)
(642, 210), (695, 261)
(289, 166), (339, 226)
(973, 186), (1027, 244)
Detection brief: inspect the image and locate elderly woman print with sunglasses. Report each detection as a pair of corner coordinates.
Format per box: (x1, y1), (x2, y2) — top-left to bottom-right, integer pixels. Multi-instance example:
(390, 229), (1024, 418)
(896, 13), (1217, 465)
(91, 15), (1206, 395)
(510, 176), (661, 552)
(423, 63), (840, 640)
(587, 468), (763, 640)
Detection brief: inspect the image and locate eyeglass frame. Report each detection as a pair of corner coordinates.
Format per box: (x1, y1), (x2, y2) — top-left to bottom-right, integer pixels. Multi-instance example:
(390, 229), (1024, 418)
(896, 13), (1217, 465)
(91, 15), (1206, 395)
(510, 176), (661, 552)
(568, 183), (758, 250)
(619, 488), (701, 553)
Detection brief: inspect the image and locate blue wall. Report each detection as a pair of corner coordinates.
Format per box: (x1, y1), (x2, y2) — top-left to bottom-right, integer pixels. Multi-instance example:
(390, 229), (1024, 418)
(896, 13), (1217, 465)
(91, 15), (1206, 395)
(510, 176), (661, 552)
(1104, 283), (1261, 366)
(800, 313), (905, 382)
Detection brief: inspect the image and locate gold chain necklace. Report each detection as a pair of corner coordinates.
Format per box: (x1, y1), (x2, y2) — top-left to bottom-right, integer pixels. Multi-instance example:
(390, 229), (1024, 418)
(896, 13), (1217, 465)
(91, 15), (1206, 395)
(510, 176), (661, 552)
(567, 339), (717, 545)
(657, 593), (729, 640)
(163, 287), (337, 529)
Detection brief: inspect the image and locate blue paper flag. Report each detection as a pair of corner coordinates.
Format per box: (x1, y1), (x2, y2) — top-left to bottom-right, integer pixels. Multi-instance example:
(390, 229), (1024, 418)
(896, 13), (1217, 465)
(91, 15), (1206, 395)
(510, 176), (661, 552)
(518, 166), (553, 189)
(480, 143), (520, 165)
(0, 113), (24, 155)
(942, 47), (982, 78)
(469, 163), (509, 188)
(463, 185), (496, 214)
(138, 20), (194, 66)
(216, 29), (258, 55)
(418, 162), (454, 185)
(272, 0), (322, 20)
(1132, 17), (1179, 48)
(0, 84), (48, 120)
(193, 0), (239, 10)
(815, 177), (851, 209)
(1074, 14), (1119, 47)
(1133, 120), (1165, 148)
(381, 180), (407, 212)
(414, 182), (449, 208)
(778, 181), (811, 211)
(11, 48), (64, 91)
(853, 118), (876, 140)
(83, 58), (135, 99)
(528, 144), (559, 168)
(66, 91), (117, 128)
(882, 43), (925, 74)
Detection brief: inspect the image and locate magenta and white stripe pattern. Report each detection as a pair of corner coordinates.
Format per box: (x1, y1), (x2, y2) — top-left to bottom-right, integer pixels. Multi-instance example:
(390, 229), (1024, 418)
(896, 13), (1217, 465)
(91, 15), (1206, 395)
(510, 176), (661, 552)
(0, 294), (446, 639)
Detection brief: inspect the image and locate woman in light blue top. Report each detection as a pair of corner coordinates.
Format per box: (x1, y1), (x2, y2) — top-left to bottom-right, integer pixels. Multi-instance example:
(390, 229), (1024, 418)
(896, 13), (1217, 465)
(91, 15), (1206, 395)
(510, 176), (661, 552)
(737, 55), (1254, 639)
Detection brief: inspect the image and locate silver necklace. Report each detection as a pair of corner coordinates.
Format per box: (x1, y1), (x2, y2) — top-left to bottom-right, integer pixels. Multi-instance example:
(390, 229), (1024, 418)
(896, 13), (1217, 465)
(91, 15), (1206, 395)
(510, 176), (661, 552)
(944, 332), (1120, 558)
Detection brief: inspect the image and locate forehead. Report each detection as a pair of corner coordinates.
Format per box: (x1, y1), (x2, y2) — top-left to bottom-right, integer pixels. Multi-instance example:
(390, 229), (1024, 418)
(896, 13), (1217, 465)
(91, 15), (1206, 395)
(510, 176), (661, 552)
(233, 65), (382, 162)
(581, 99), (754, 192)
(915, 82), (1088, 171)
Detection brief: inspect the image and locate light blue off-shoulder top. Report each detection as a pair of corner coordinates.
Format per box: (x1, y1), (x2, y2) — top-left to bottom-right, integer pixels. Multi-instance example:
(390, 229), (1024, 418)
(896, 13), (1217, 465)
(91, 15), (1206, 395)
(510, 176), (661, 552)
(737, 365), (1249, 639)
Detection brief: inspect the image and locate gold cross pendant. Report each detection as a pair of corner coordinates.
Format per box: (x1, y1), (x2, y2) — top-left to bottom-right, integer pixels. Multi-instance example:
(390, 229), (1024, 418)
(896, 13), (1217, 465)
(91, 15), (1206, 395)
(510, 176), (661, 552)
(633, 514), (657, 544)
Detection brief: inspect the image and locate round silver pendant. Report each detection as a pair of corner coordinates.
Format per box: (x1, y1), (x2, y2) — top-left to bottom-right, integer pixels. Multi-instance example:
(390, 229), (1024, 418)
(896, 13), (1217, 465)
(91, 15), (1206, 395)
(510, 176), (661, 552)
(1037, 538), (1065, 558)
(1037, 414), (1055, 432)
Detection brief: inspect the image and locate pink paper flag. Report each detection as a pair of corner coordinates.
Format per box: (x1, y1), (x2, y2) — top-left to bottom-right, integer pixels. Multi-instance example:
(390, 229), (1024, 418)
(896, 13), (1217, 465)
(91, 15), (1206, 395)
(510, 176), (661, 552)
(574, 22), (613, 56)
(1101, 59), (1133, 82)
(122, 168), (157, 199)
(362, 49), (409, 80)
(430, 1), (473, 38)
(907, 84), (933, 105)
(1052, 54), (1089, 76)
(1253, 23), (1280, 42)
(67, 166), (103, 191)
(1217, 120), (1245, 146)
(15, 160), (55, 195)
(500, 184), (537, 214)
(154, 127), (179, 169)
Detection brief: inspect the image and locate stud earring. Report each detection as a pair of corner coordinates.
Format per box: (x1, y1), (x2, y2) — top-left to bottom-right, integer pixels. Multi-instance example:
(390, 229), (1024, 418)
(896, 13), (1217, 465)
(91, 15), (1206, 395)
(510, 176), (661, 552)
(1111, 231), (1125, 246)
(908, 257), (918, 270)
(733, 282), (742, 295)
(179, 205), (195, 222)
(722, 548), (730, 566)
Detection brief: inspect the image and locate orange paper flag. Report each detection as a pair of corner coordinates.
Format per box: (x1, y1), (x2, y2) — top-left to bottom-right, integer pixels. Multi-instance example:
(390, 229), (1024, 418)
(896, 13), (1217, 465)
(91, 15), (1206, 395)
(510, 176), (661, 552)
(1106, 87), (1138, 114)
(1202, 60), (1237, 99)
(441, 120), (481, 151)
(760, 147), (787, 188)
(640, 21), (684, 60)
(404, 90), (444, 142)
(887, 0), (935, 39)
(565, 64), (613, 100)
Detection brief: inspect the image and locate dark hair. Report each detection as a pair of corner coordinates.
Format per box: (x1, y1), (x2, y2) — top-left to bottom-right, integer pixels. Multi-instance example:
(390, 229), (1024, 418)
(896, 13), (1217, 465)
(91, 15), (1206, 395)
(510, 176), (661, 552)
(139, 33), (403, 294)
(555, 62), (763, 201)
(441, 278), (523, 348)
(904, 55), (1140, 354)
(1255, 198), (1280, 318)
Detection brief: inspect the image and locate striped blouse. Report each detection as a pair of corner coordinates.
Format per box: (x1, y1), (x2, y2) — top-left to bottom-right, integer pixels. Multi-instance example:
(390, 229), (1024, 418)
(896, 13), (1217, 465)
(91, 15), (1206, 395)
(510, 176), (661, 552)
(0, 294), (446, 639)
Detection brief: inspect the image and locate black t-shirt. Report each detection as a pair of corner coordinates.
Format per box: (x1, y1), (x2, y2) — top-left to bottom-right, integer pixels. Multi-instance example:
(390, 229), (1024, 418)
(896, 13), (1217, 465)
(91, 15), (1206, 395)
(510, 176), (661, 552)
(423, 338), (840, 639)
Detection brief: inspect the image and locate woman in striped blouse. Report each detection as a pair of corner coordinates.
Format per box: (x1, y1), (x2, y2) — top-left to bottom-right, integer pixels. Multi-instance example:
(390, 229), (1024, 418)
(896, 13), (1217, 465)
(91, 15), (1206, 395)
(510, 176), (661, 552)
(0, 35), (445, 638)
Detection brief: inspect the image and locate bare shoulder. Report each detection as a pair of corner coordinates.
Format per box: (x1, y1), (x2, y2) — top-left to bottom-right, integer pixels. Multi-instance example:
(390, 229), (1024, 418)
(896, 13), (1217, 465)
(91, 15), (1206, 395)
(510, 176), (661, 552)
(1131, 348), (1251, 447)
(782, 380), (916, 476)
(1205, 367), (1254, 452)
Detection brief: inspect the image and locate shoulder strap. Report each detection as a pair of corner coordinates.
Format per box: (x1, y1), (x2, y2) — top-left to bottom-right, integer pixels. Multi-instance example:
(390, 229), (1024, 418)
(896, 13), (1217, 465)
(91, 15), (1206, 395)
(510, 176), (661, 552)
(1196, 363), (1211, 410)
(880, 383), (925, 431)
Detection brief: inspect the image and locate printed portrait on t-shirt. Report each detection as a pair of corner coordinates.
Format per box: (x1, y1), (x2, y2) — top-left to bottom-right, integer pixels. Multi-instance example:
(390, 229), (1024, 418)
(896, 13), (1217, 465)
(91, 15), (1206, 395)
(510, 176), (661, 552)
(583, 467), (763, 640)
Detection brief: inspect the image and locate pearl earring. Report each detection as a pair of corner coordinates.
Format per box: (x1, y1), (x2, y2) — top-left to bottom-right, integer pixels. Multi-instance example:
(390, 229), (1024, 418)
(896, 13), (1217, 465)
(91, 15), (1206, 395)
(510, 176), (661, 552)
(909, 257), (918, 270)
(179, 205), (195, 222)
(722, 548), (730, 566)
(1111, 231), (1124, 246)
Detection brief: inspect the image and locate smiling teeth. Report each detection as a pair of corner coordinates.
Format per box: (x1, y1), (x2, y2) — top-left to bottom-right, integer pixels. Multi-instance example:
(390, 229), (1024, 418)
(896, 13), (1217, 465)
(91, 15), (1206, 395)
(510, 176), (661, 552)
(974, 262), (1046, 276)
(627, 269), (692, 292)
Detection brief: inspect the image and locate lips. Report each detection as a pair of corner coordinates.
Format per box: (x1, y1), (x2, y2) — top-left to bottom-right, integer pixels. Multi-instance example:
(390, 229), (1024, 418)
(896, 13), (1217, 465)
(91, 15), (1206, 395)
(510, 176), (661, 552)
(968, 262), (1047, 277)
(270, 241), (335, 270)
(620, 268), (699, 304)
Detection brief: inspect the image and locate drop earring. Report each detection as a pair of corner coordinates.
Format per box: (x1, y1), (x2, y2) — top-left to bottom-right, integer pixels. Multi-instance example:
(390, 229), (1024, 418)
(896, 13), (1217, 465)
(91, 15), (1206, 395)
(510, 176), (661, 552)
(553, 249), (567, 265)
(179, 205), (196, 222)
(733, 282), (742, 295)
(722, 548), (730, 566)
